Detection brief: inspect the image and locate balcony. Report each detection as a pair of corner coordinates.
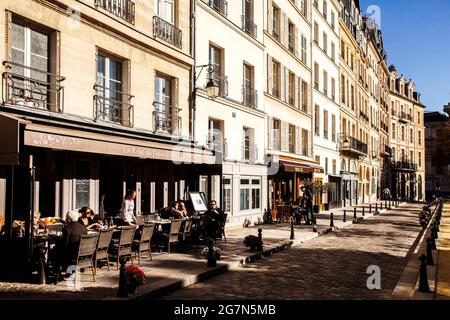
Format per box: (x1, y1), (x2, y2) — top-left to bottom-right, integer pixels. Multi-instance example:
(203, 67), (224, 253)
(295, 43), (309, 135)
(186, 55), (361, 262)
(339, 134), (368, 157)
(207, 71), (228, 97)
(94, 83), (134, 127)
(153, 16), (182, 49)
(242, 143), (258, 163)
(94, 0), (135, 24)
(381, 145), (392, 157)
(359, 111), (369, 123)
(391, 109), (397, 117)
(2, 61), (65, 113)
(380, 122), (389, 133)
(271, 87), (280, 98)
(152, 102), (181, 135)
(241, 16), (257, 38)
(390, 160), (417, 172)
(242, 85), (257, 109)
(207, 0), (228, 17)
(399, 111), (412, 123)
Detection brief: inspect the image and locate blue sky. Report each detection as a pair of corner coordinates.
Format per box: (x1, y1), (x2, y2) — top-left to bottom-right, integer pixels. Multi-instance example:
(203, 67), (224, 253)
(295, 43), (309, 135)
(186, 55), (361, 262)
(360, 0), (450, 112)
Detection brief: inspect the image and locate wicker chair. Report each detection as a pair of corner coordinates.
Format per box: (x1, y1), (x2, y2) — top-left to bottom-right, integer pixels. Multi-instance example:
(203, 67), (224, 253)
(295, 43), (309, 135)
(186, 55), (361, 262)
(179, 219), (193, 243)
(217, 213), (228, 242)
(94, 229), (114, 271)
(109, 226), (135, 270)
(162, 219), (182, 254)
(132, 223), (155, 264)
(75, 233), (99, 282)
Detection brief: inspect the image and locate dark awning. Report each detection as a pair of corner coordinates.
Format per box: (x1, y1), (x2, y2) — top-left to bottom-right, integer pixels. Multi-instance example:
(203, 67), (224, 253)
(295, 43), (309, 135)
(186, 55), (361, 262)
(280, 160), (324, 174)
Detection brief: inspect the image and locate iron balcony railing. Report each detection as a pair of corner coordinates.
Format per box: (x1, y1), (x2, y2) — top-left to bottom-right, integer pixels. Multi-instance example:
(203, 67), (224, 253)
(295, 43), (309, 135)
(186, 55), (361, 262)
(382, 144), (392, 157)
(359, 111), (369, 122)
(399, 111), (412, 123)
(94, 0), (135, 24)
(153, 16), (182, 49)
(391, 109), (396, 117)
(152, 102), (181, 135)
(339, 134), (368, 156)
(2, 61), (65, 112)
(94, 83), (134, 127)
(242, 143), (258, 163)
(207, 71), (228, 97)
(207, 0), (228, 16)
(390, 160), (417, 172)
(242, 85), (257, 109)
(241, 16), (257, 38)
(272, 87), (280, 98)
(380, 122), (389, 133)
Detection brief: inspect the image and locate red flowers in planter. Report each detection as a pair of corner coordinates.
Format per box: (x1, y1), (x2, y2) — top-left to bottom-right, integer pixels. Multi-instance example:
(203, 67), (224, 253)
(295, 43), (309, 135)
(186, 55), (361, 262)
(125, 264), (146, 287)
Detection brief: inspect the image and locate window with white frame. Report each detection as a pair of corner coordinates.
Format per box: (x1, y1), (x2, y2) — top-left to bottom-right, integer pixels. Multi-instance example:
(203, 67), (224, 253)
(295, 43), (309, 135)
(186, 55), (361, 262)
(222, 177), (232, 213)
(239, 178), (261, 211)
(155, 0), (175, 24)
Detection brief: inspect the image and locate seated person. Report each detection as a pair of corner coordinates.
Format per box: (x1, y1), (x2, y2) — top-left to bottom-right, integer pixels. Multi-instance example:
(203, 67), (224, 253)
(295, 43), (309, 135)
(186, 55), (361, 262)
(169, 201), (188, 219)
(78, 207), (102, 231)
(204, 200), (225, 239)
(61, 211), (88, 268)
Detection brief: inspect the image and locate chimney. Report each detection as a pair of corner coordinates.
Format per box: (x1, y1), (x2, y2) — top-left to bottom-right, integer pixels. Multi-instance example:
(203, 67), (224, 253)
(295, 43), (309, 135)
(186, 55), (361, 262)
(444, 102), (450, 117)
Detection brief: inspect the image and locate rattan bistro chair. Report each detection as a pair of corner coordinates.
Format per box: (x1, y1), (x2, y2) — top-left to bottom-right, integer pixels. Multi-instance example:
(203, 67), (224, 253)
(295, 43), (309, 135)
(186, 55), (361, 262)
(162, 219), (182, 254)
(75, 233), (99, 282)
(132, 223), (155, 264)
(179, 219), (193, 243)
(94, 229), (114, 271)
(109, 226), (136, 270)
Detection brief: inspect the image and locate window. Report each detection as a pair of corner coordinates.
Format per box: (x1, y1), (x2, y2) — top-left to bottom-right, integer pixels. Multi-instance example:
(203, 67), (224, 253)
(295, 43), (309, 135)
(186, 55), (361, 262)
(401, 126), (405, 141)
(410, 128), (413, 144)
(392, 123), (396, 139)
(302, 129), (309, 156)
(97, 54), (123, 122)
(331, 42), (335, 61)
(331, 77), (336, 101)
(240, 178), (261, 210)
(288, 72), (295, 106)
(314, 62), (319, 89)
(301, 80), (308, 113)
(289, 124), (296, 153)
(272, 5), (280, 40)
(323, 70), (328, 96)
(288, 21), (295, 53)
(300, 0), (307, 16)
(154, 73), (176, 133)
(417, 111), (421, 124)
(418, 152), (422, 167)
(243, 127), (251, 161)
(272, 60), (280, 97)
(315, 155), (320, 164)
(75, 161), (91, 209)
(332, 159), (337, 175)
(323, 110), (328, 139)
(273, 119), (281, 150)
(301, 35), (307, 64)
(341, 75), (345, 104)
(323, 32), (327, 53)
(331, 114), (336, 142)
(323, 1), (328, 19)
(240, 179), (250, 211)
(418, 131), (422, 146)
(315, 104), (320, 135)
(222, 177), (232, 213)
(314, 0), (318, 8)
(331, 11), (335, 30)
(314, 22), (319, 44)
(251, 179), (261, 209)
(209, 44), (227, 97)
(155, 0), (175, 24)
(243, 63), (255, 108)
(325, 158), (329, 174)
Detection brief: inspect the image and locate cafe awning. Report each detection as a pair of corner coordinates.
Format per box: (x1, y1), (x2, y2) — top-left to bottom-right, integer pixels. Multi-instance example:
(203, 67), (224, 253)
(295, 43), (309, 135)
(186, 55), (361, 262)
(0, 112), (30, 165)
(279, 157), (324, 174)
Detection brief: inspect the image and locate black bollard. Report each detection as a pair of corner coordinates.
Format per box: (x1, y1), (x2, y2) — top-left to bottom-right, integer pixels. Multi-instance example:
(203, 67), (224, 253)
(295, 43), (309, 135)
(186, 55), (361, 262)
(362, 206), (365, 217)
(369, 204), (372, 214)
(375, 203), (378, 214)
(429, 236), (437, 250)
(418, 254), (431, 293)
(426, 239), (435, 266)
(354, 207), (357, 220)
(343, 210), (347, 223)
(257, 228), (263, 251)
(117, 257), (128, 297)
(330, 212), (334, 227)
(207, 240), (217, 267)
(290, 218), (295, 240)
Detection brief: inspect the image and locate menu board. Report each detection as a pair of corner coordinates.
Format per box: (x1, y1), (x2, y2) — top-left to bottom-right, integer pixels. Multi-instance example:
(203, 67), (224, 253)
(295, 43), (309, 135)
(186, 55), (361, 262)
(189, 192), (208, 212)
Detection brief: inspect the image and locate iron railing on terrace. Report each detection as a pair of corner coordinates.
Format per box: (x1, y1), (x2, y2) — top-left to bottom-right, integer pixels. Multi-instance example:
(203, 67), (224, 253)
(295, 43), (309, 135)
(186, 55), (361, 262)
(153, 16), (182, 49)
(152, 102), (181, 135)
(94, 82), (134, 127)
(94, 0), (135, 24)
(2, 61), (65, 113)
(339, 134), (368, 156)
(390, 160), (417, 172)
(241, 16), (257, 38)
(242, 85), (257, 109)
(399, 111), (412, 123)
(206, 0), (228, 16)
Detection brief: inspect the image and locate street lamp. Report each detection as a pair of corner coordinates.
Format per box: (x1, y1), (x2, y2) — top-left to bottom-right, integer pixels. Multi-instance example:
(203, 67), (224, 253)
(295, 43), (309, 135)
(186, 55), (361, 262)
(196, 64), (219, 99)
(342, 137), (350, 150)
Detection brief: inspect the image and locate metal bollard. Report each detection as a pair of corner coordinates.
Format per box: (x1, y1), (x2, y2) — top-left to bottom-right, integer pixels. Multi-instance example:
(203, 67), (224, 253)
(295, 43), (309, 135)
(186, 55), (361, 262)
(290, 218), (295, 240)
(426, 238), (435, 266)
(362, 206), (365, 217)
(354, 207), (357, 220)
(330, 212), (334, 227)
(257, 228), (263, 251)
(418, 254), (431, 293)
(343, 210), (347, 222)
(369, 204), (372, 214)
(375, 203), (378, 214)
(117, 257), (128, 297)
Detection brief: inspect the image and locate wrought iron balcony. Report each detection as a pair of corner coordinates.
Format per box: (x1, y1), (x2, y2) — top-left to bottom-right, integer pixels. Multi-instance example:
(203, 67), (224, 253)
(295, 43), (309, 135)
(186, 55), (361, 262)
(207, 71), (228, 97)
(272, 87), (280, 98)
(381, 144), (392, 157)
(153, 16), (182, 49)
(380, 122), (389, 133)
(242, 85), (257, 109)
(242, 143), (258, 163)
(390, 160), (417, 172)
(94, 83), (134, 127)
(339, 134), (368, 157)
(152, 102), (181, 135)
(359, 111), (369, 122)
(241, 16), (257, 38)
(94, 0), (135, 24)
(207, 0), (228, 17)
(399, 111), (412, 123)
(2, 61), (65, 112)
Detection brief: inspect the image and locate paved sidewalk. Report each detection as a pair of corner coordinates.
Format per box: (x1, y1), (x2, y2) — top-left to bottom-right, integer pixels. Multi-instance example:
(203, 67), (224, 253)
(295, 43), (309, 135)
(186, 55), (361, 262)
(0, 201), (389, 300)
(435, 202), (450, 300)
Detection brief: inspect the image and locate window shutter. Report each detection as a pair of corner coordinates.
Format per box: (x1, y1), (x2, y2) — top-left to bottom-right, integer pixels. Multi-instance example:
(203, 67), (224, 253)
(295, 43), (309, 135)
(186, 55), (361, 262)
(49, 30), (61, 112)
(268, 116), (273, 150)
(308, 131), (312, 157)
(307, 82), (312, 114)
(122, 60), (132, 127)
(294, 76), (299, 109)
(172, 77), (179, 134)
(267, 0), (273, 34)
(296, 126), (301, 155)
(267, 54), (273, 94)
(280, 65), (285, 101)
(280, 121), (288, 152)
(295, 26), (299, 56)
(5, 11), (12, 61)
(283, 13), (289, 47)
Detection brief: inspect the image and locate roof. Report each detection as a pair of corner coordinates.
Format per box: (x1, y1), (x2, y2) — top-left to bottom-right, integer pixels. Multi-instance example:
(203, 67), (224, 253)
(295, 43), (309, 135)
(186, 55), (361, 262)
(424, 112), (449, 124)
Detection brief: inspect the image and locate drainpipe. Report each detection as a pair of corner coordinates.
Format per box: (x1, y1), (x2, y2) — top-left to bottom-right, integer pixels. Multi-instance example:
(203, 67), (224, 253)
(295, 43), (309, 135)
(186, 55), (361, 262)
(189, 0), (197, 142)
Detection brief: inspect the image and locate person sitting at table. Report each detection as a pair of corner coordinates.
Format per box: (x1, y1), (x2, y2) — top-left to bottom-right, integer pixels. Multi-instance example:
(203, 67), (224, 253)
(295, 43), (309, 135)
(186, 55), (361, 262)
(204, 200), (225, 240)
(62, 211), (88, 268)
(169, 201), (188, 219)
(78, 207), (102, 231)
(120, 189), (137, 226)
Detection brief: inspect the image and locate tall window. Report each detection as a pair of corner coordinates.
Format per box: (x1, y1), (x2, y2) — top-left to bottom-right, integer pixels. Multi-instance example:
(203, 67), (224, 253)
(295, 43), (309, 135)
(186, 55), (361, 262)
(314, 22), (319, 43)
(314, 63), (319, 89)
(418, 131), (422, 146)
(154, 73), (174, 132)
(325, 158), (329, 174)
(251, 179), (261, 209)
(323, 1), (328, 19)
(323, 32), (327, 53)
(289, 124), (296, 153)
(392, 123), (396, 139)
(155, 0), (175, 23)
(323, 110), (329, 139)
(75, 161), (90, 209)
(273, 119), (281, 150)
(272, 60), (280, 97)
(341, 75), (345, 104)
(331, 11), (335, 30)
(323, 70), (328, 96)
(418, 152), (422, 167)
(315, 104), (320, 135)
(272, 5), (280, 40)
(288, 21), (295, 53)
(301, 80), (308, 112)
(331, 77), (336, 101)
(410, 128), (413, 144)
(301, 35), (307, 64)
(300, 0), (307, 16)
(331, 114), (336, 142)
(97, 54), (123, 121)
(332, 159), (337, 175)
(243, 63), (255, 107)
(240, 179), (250, 211)
(243, 127), (251, 161)
(302, 129), (309, 156)
(222, 177), (232, 213)
(288, 72), (295, 106)
(401, 126), (405, 141)
(331, 42), (335, 61)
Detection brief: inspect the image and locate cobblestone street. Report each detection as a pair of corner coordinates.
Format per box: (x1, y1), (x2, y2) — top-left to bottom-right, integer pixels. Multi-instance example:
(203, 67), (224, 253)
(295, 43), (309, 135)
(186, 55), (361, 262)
(160, 203), (423, 300)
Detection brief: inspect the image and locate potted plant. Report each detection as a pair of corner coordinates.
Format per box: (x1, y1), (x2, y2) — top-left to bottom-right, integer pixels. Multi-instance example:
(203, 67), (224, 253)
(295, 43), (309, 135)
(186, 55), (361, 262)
(202, 240), (222, 267)
(243, 235), (263, 252)
(124, 264), (146, 295)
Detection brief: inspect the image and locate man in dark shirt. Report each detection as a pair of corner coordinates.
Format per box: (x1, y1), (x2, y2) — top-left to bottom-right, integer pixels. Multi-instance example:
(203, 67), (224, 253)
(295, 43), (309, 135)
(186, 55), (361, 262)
(204, 200), (225, 239)
(300, 186), (313, 225)
(63, 211), (87, 265)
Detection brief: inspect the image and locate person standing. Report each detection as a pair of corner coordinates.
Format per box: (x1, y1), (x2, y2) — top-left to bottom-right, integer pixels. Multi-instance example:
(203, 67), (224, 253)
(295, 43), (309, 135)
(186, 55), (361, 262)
(300, 186), (313, 225)
(120, 189), (137, 226)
